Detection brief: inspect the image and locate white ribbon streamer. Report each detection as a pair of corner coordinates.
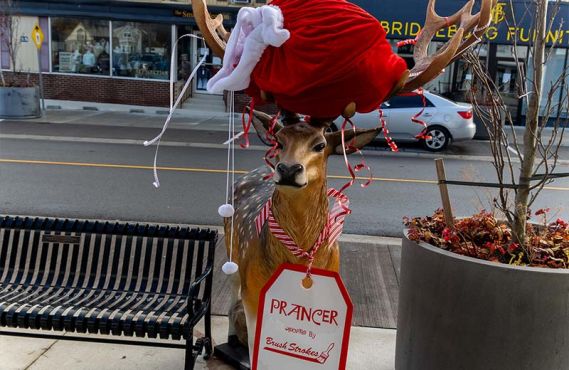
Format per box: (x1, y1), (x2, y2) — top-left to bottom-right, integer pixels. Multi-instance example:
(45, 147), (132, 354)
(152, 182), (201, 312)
(144, 34), (208, 188)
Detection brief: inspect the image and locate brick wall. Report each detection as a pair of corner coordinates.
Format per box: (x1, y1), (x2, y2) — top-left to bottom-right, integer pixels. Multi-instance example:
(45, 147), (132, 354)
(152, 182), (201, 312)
(4, 72), (171, 107)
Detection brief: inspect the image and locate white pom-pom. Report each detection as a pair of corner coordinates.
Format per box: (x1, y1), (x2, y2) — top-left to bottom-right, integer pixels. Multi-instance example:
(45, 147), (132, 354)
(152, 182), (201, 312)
(222, 261), (239, 275)
(218, 204), (235, 218)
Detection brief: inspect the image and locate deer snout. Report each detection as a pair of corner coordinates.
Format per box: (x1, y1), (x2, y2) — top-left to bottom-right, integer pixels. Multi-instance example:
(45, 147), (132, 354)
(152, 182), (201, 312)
(275, 163), (306, 187)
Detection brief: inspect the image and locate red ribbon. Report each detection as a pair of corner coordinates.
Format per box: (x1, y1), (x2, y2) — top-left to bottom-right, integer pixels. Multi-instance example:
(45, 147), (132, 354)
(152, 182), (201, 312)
(411, 88), (431, 140)
(240, 98), (256, 149)
(396, 38), (418, 48)
(396, 17), (449, 48)
(339, 117), (373, 194)
(379, 108), (399, 152)
(263, 111), (281, 180)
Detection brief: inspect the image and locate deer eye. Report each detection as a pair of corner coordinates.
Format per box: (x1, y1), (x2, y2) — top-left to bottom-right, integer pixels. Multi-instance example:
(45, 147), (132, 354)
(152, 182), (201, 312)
(313, 142), (326, 152)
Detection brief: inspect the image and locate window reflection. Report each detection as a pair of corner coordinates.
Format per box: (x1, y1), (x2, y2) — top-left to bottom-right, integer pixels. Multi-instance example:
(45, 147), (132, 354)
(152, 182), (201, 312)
(112, 22), (171, 80)
(51, 18), (110, 75)
(524, 48), (566, 117)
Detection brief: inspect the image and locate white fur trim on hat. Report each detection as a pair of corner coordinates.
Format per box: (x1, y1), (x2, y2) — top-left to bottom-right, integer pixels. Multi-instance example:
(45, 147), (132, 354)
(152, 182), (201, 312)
(207, 5), (290, 93)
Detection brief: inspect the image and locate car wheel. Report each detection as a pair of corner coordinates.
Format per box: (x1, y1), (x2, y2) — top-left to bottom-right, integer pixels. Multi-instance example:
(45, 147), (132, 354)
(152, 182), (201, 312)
(423, 126), (451, 152)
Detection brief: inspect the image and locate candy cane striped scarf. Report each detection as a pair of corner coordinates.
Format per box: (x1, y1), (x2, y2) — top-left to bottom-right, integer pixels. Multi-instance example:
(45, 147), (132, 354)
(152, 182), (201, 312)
(255, 188), (350, 273)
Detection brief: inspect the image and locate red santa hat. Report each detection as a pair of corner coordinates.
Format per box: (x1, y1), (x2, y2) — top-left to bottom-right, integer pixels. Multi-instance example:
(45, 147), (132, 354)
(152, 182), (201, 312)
(207, 0), (408, 118)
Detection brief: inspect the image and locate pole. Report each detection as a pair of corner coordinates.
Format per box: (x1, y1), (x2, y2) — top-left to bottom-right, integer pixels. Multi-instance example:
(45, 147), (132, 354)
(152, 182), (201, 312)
(435, 158), (454, 227)
(36, 48), (45, 113)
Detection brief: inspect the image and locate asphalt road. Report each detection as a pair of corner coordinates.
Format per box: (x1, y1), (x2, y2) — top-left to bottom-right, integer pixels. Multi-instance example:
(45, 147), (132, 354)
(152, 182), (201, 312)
(1, 120), (568, 237)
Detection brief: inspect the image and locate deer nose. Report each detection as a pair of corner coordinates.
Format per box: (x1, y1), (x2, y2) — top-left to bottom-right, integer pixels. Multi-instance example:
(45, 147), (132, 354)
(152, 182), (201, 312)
(276, 163), (304, 181)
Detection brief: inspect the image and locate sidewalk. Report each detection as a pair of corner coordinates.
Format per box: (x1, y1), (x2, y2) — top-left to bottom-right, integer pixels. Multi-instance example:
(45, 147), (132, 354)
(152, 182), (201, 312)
(0, 233), (401, 370)
(34, 99), (234, 132)
(0, 317), (396, 370)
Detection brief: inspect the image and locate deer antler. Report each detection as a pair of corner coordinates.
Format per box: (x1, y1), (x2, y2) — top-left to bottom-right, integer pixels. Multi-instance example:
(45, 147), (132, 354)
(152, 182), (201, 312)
(192, 0), (230, 58)
(401, 0), (493, 92)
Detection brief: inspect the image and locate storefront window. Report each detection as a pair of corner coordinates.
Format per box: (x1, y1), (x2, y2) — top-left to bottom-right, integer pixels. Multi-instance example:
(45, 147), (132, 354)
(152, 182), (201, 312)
(51, 18), (110, 75)
(524, 48), (567, 117)
(496, 45), (527, 59)
(1, 27), (11, 69)
(112, 22), (171, 80)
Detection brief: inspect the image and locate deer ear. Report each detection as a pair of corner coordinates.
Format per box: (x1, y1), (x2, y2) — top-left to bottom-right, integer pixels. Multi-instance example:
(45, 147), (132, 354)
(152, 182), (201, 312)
(250, 109), (283, 146)
(326, 128), (380, 155)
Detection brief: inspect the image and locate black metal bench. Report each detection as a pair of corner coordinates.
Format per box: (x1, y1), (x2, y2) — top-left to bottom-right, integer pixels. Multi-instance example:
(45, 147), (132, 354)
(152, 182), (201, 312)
(0, 216), (217, 370)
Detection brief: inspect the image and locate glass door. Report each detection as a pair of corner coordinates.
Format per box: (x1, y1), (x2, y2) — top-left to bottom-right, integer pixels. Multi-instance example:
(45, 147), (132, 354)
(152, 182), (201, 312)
(495, 59), (524, 122)
(192, 31), (223, 94)
(495, 45), (527, 124)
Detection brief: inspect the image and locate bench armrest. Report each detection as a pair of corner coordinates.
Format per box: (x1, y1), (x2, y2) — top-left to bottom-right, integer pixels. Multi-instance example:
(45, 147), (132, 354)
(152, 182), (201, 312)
(188, 265), (213, 299)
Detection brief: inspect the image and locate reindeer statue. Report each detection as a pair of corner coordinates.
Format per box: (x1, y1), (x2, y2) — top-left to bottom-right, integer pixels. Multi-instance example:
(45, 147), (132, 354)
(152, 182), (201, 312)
(193, 0), (493, 361)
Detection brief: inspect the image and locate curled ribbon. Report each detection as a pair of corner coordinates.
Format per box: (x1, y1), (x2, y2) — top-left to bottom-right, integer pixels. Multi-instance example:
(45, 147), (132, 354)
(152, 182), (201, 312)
(379, 108), (399, 152)
(396, 17), (449, 48)
(339, 117), (373, 194)
(240, 99), (256, 149)
(263, 111), (281, 180)
(410, 88), (431, 140)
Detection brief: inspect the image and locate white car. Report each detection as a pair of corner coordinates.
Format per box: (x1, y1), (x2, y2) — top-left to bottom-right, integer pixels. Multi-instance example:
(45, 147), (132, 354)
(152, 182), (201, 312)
(340, 91), (476, 151)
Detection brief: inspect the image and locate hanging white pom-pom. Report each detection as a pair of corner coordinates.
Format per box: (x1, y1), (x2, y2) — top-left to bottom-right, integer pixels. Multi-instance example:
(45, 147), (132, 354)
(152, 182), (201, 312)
(218, 204), (235, 218)
(222, 261), (239, 275)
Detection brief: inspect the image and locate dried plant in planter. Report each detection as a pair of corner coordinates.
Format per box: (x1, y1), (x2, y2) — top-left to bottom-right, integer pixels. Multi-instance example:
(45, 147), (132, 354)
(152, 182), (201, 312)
(460, 0), (568, 247)
(405, 210), (569, 268)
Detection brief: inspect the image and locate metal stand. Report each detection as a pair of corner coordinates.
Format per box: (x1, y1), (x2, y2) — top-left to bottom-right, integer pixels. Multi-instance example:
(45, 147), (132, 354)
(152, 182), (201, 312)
(214, 336), (250, 370)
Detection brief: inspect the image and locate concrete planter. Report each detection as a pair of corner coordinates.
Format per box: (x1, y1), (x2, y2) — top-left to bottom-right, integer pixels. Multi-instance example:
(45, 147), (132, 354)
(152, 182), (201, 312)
(0, 86), (41, 118)
(396, 233), (569, 370)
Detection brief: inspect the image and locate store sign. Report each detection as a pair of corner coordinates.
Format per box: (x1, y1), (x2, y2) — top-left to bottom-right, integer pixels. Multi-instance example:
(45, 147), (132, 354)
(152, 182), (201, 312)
(174, 8), (234, 22)
(352, 0), (569, 47)
(173, 9), (193, 18)
(253, 264), (353, 370)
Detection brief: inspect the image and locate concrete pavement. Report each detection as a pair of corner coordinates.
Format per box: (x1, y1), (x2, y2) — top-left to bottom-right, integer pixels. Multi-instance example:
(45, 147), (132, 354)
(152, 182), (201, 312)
(0, 316), (396, 370)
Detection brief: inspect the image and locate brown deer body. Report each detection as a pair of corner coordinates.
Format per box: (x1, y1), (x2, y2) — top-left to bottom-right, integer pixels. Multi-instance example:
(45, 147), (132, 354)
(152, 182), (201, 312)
(192, 0), (494, 356)
(224, 113), (379, 350)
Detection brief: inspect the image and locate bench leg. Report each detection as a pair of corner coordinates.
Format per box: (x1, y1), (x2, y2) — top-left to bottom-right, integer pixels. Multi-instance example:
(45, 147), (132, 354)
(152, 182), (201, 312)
(185, 334), (195, 370)
(204, 304), (213, 359)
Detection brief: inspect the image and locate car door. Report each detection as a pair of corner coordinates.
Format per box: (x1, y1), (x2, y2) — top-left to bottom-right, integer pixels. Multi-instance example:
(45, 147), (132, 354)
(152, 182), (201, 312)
(385, 94), (438, 140)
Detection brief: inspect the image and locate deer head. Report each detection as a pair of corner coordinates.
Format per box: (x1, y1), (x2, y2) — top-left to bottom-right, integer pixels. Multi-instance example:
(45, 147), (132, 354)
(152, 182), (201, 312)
(251, 110), (380, 191)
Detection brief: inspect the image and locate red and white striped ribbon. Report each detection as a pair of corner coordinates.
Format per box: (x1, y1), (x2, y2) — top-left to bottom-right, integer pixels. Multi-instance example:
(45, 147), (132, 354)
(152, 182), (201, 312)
(255, 188), (350, 276)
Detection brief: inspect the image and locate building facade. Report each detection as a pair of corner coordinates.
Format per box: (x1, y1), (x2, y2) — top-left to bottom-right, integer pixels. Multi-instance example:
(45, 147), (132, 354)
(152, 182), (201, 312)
(2, 0), (568, 124)
(351, 0), (569, 124)
(1, 0), (254, 107)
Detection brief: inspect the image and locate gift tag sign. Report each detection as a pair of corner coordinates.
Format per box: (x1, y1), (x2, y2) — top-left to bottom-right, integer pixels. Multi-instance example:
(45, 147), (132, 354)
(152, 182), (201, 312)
(253, 264), (353, 370)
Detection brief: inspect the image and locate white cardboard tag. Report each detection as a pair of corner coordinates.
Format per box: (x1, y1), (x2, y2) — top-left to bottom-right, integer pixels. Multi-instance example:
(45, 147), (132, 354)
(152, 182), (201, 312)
(253, 263), (353, 370)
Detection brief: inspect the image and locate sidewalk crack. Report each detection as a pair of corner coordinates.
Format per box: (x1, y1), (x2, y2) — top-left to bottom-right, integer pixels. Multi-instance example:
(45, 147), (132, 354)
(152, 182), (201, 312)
(23, 338), (60, 370)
